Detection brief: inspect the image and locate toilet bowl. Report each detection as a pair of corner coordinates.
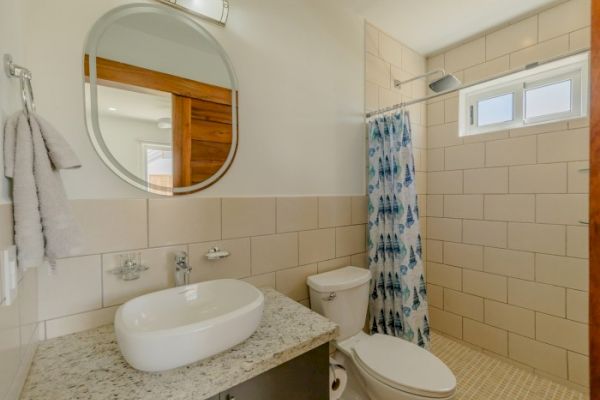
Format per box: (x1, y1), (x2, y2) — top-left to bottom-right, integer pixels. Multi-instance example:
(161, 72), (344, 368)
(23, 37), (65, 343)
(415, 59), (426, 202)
(308, 267), (456, 400)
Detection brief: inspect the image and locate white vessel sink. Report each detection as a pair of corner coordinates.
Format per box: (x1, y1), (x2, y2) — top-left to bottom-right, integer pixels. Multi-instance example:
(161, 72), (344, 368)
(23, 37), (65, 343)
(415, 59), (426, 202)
(114, 279), (264, 372)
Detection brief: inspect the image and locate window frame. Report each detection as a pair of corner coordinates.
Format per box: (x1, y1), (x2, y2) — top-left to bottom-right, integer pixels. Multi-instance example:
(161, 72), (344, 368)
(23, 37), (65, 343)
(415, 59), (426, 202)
(459, 52), (589, 137)
(465, 82), (524, 133)
(523, 70), (581, 125)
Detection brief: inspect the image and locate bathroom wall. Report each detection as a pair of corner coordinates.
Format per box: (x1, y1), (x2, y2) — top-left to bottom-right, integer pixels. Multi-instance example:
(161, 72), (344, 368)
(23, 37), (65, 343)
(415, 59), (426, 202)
(423, 0), (590, 389)
(0, 0), (367, 396)
(0, 1), (40, 399)
(6, 0), (369, 340)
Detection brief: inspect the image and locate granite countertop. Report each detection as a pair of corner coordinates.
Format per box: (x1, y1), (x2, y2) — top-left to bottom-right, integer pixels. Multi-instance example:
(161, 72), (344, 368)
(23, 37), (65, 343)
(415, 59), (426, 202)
(20, 289), (338, 400)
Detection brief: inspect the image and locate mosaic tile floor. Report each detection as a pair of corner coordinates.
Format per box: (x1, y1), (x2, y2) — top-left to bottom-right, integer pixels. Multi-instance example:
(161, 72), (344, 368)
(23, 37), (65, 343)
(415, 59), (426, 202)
(430, 332), (588, 400)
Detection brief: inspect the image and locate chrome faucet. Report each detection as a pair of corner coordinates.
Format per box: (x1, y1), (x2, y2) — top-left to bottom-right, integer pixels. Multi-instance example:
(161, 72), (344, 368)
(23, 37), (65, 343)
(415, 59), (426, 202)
(174, 251), (192, 287)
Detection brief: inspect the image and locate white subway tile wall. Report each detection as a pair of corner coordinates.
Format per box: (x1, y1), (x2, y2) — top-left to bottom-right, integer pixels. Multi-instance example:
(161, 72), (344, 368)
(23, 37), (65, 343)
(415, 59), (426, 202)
(423, 0), (590, 388)
(36, 196), (368, 341)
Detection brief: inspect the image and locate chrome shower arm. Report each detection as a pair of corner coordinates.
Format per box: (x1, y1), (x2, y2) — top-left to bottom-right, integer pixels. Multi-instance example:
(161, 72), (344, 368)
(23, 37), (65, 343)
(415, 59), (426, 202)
(394, 69), (445, 88)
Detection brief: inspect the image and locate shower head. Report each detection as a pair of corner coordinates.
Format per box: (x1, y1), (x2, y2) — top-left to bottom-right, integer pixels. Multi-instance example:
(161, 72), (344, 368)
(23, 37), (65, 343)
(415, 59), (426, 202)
(428, 73), (462, 93)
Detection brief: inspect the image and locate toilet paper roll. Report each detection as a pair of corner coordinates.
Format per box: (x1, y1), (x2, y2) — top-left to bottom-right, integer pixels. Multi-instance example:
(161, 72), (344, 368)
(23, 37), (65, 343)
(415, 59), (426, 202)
(329, 357), (348, 400)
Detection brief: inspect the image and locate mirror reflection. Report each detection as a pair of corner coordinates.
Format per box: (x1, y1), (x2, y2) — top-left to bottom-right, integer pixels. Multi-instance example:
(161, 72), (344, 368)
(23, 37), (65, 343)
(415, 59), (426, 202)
(84, 6), (238, 195)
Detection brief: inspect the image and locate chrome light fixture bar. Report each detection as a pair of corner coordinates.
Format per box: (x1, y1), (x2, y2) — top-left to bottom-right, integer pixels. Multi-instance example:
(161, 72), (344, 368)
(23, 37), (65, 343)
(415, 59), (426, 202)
(154, 0), (229, 26)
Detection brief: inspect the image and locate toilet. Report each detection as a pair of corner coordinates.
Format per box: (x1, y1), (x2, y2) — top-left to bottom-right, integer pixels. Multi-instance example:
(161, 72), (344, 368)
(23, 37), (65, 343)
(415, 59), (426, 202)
(308, 266), (456, 400)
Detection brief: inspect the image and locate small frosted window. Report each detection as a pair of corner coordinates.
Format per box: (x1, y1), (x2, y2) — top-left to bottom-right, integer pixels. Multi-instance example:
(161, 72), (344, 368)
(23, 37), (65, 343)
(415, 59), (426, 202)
(525, 80), (572, 120)
(477, 93), (514, 127)
(459, 53), (588, 137)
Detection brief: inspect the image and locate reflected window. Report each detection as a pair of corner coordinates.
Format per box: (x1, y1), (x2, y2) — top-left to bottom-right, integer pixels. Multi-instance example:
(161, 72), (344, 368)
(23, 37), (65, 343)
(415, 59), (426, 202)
(143, 143), (173, 195)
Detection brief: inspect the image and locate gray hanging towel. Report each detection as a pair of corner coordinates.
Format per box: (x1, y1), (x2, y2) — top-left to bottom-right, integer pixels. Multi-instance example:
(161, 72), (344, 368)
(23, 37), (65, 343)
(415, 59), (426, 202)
(4, 111), (83, 268)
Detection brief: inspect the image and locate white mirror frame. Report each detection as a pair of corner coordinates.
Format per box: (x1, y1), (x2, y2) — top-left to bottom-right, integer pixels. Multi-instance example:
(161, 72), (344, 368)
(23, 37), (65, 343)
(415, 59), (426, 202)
(83, 3), (239, 195)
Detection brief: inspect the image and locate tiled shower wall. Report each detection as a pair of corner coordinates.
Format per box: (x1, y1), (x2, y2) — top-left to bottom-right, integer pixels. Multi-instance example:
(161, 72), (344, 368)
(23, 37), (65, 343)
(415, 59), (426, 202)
(424, 0), (590, 390)
(0, 197), (367, 340)
(364, 21), (429, 256)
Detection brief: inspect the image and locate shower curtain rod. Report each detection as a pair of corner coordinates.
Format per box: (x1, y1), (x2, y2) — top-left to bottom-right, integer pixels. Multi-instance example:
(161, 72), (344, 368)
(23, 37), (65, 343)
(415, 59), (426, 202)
(365, 48), (590, 119)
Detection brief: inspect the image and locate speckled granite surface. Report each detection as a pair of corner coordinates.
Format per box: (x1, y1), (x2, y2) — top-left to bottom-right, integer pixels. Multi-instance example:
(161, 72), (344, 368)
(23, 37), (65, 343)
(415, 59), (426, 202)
(20, 289), (338, 400)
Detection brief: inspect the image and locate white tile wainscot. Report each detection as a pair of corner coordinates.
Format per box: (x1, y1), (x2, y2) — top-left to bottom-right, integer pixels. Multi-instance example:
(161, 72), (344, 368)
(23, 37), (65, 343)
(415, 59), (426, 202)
(36, 196), (368, 341)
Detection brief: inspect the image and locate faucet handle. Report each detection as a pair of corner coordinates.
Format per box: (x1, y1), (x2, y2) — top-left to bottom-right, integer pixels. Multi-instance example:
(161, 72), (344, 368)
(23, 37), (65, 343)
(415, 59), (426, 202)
(175, 251), (188, 265)
(174, 251), (192, 287)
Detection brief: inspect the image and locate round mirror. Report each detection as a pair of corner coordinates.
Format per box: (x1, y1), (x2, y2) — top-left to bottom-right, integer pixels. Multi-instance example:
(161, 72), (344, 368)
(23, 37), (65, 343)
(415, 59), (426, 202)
(84, 4), (238, 195)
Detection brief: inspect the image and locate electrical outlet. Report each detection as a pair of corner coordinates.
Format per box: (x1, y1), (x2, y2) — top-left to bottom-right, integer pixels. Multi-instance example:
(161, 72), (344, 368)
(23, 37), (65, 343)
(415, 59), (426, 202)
(1, 246), (17, 306)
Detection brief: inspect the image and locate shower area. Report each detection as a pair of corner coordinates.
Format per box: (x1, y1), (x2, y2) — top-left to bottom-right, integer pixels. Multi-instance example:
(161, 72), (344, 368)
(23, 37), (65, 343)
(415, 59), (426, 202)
(364, 0), (590, 397)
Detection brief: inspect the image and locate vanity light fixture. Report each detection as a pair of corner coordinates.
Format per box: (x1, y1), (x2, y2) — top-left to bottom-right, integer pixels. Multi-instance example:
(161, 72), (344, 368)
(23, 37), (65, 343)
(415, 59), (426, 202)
(154, 0), (229, 26)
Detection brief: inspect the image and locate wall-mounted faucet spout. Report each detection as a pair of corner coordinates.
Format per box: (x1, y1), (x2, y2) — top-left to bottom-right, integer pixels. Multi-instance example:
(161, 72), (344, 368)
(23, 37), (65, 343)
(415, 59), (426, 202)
(175, 251), (192, 287)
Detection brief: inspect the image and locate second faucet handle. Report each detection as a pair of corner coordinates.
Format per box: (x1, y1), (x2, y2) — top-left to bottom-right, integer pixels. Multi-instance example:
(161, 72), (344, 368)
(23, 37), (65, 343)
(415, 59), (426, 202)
(175, 251), (189, 267)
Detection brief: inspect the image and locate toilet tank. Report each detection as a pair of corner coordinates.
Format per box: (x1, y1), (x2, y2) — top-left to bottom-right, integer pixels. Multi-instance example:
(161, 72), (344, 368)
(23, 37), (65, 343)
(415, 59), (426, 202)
(307, 267), (371, 341)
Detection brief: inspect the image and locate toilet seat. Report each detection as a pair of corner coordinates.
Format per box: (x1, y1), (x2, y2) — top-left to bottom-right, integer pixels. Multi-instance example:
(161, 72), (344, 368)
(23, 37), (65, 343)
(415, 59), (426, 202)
(352, 334), (456, 399)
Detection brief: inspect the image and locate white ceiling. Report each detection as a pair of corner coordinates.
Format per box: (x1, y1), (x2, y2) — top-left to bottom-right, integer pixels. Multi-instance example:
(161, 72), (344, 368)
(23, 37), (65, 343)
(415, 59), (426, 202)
(335, 0), (561, 55)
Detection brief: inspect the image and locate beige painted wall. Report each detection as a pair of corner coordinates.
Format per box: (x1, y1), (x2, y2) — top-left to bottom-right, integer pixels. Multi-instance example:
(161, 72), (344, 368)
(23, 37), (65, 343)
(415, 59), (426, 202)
(424, 0), (590, 389)
(22, 0), (366, 198)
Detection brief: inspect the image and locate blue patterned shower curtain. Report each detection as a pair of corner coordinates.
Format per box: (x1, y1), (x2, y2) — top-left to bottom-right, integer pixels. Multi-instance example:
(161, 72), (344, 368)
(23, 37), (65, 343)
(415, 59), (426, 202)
(367, 110), (430, 349)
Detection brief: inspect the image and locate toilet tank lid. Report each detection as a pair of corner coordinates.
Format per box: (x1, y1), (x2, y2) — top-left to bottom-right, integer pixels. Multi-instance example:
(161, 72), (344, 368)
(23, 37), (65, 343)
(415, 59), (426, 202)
(307, 266), (371, 292)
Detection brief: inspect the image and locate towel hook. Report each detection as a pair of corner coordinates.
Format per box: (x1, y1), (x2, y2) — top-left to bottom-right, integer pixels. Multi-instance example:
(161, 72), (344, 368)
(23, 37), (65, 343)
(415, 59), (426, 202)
(4, 54), (35, 115)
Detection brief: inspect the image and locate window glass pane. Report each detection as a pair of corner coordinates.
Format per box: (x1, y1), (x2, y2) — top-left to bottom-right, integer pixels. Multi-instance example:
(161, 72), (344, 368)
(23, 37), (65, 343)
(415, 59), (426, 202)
(525, 80), (571, 120)
(477, 93), (514, 127)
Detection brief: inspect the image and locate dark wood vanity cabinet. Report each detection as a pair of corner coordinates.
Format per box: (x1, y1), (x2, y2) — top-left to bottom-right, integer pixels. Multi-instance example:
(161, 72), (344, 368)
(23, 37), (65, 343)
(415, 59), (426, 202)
(211, 343), (329, 400)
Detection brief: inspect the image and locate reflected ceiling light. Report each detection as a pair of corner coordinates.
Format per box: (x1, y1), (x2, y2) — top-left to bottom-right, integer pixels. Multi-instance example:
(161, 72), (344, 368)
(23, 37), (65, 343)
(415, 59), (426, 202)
(108, 107), (117, 111)
(154, 0), (229, 26)
(157, 117), (172, 129)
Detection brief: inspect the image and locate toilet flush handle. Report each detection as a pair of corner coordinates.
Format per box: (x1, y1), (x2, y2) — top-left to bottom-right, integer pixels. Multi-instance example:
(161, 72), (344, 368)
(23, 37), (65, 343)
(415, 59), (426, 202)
(324, 292), (337, 301)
